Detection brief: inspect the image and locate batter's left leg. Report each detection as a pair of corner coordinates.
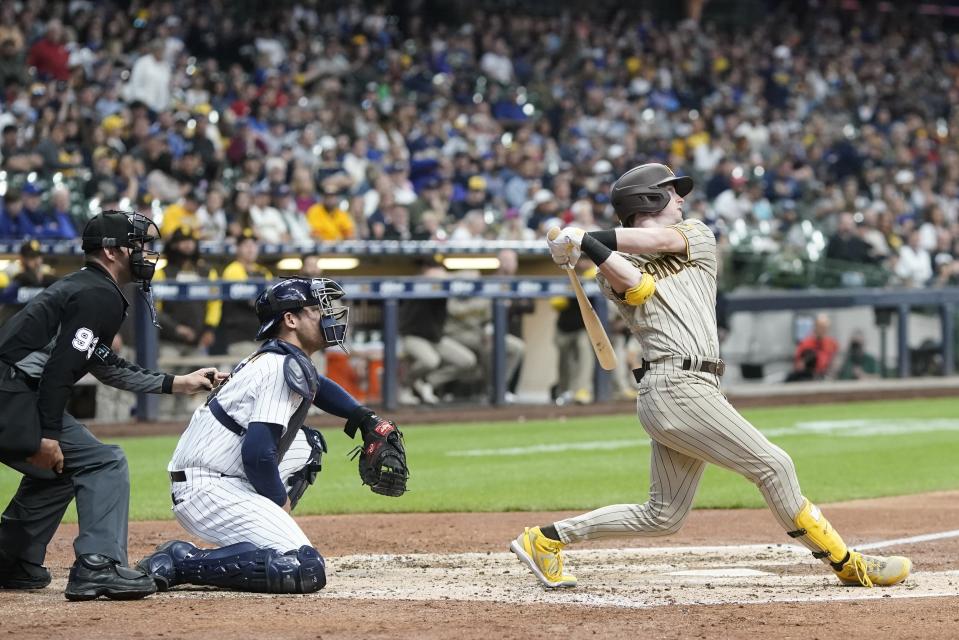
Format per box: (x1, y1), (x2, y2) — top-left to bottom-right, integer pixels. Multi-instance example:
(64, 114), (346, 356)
(510, 441), (706, 589)
(554, 440), (707, 543)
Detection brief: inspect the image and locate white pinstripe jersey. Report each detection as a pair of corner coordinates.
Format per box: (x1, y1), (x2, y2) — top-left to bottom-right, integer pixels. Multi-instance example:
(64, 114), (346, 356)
(169, 352), (304, 478)
(597, 218), (719, 361)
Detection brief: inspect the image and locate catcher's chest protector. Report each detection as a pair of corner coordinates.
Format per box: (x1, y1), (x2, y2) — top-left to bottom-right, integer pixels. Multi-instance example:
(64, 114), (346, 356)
(256, 340), (320, 460)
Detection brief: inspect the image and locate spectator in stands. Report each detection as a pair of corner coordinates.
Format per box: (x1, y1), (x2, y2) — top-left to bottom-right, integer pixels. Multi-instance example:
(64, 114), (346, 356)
(398, 262), (476, 405)
(154, 226), (222, 415)
(1, 124), (40, 173)
(272, 185), (312, 243)
(161, 190), (202, 238)
(444, 267), (526, 402)
(894, 229), (933, 288)
(0, 36), (27, 90)
(195, 187), (228, 240)
(11, 240), (57, 289)
(449, 210), (488, 241)
(550, 260), (595, 405)
(785, 348), (818, 383)
(45, 184), (79, 239)
(825, 212), (877, 265)
(376, 204), (412, 241)
(0, 189), (26, 238)
(713, 173), (751, 222)
(0, 240), (57, 324)
(19, 184), (50, 238)
(212, 229), (272, 356)
(5, 1), (959, 299)
(837, 330), (880, 380)
(26, 19), (69, 81)
(291, 166), (318, 214)
(525, 190), (560, 234)
(33, 123), (82, 176)
(301, 254), (323, 278)
(248, 182), (289, 244)
(124, 39), (172, 114)
(449, 176), (489, 221)
(155, 226), (220, 352)
(498, 248), (533, 399)
(498, 207), (535, 241)
(307, 185), (355, 241)
(791, 313), (839, 380)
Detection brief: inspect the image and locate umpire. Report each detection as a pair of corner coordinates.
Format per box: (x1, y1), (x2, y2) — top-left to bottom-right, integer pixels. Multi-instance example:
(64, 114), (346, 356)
(0, 211), (223, 601)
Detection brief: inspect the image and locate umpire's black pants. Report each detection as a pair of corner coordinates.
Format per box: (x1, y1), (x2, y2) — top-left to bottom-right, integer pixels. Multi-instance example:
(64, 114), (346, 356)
(0, 412), (131, 566)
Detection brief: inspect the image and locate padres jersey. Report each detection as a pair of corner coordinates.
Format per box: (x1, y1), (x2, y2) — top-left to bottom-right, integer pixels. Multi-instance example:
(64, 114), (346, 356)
(597, 219), (719, 362)
(170, 352), (303, 477)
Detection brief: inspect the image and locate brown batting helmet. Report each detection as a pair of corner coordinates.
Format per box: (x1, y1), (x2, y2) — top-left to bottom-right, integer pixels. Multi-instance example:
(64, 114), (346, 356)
(609, 163), (693, 225)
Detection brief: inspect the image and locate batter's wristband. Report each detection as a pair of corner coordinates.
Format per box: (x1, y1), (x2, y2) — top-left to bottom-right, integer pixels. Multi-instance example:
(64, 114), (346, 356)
(580, 233), (612, 266)
(587, 229), (617, 251)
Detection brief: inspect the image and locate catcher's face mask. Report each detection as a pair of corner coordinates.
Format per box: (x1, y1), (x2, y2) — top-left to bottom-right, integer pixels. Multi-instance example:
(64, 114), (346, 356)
(310, 278), (350, 354)
(258, 277), (350, 352)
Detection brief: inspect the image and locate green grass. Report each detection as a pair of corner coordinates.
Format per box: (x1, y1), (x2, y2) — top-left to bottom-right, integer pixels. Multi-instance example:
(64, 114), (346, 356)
(2, 397), (958, 522)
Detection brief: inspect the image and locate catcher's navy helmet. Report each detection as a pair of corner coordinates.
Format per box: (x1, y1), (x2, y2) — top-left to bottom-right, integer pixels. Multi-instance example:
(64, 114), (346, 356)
(254, 277), (349, 350)
(609, 163), (693, 225)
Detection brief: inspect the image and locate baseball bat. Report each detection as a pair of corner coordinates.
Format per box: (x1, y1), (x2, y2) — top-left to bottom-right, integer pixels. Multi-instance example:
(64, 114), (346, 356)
(547, 227), (618, 371)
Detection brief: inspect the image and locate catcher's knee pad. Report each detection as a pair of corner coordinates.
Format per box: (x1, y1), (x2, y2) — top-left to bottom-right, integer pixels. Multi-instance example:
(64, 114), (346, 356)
(788, 499), (849, 566)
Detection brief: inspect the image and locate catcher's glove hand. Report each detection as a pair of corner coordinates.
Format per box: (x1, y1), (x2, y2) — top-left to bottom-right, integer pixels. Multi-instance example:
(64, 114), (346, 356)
(345, 406), (409, 497)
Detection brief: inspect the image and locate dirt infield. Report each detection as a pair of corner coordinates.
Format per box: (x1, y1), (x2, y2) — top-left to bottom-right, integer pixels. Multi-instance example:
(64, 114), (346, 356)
(2, 491), (958, 639)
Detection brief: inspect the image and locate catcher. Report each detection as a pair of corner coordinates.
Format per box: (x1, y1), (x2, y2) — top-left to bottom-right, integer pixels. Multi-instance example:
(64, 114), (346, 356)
(136, 277), (408, 594)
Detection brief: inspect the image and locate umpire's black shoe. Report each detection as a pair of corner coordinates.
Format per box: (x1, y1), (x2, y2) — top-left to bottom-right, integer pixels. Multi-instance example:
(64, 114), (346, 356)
(64, 554), (157, 601)
(0, 548), (51, 590)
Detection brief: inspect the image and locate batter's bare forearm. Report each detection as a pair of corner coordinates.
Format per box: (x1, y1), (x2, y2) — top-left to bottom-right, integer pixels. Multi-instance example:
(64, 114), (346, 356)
(614, 227), (686, 255)
(598, 253), (645, 293)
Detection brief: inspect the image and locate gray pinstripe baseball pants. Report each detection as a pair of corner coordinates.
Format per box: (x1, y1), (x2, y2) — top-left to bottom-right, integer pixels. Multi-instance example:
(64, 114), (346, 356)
(555, 370), (820, 554)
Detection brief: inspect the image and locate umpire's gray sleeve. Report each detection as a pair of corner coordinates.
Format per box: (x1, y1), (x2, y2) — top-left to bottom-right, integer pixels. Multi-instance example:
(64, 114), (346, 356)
(88, 344), (175, 394)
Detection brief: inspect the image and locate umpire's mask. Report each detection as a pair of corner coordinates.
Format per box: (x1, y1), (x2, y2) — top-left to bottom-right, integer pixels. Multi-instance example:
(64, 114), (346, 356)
(82, 211), (163, 327)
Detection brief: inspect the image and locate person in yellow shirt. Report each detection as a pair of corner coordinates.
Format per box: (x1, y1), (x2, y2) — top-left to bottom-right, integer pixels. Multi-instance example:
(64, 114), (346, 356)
(161, 190), (202, 238)
(306, 185), (356, 240)
(212, 229), (273, 356)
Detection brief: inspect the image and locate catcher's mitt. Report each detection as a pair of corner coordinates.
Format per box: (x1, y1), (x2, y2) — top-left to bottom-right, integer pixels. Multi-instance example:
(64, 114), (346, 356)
(345, 407), (408, 497)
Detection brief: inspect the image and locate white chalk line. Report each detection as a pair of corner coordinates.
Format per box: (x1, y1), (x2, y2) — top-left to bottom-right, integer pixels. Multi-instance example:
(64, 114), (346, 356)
(447, 418), (959, 457)
(856, 528), (959, 551)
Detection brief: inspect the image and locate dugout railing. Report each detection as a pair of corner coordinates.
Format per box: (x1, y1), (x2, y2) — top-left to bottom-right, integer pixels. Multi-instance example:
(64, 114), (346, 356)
(3, 280), (958, 419)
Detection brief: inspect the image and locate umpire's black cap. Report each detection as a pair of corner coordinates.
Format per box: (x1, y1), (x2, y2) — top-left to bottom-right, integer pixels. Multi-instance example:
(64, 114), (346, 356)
(81, 211), (158, 252)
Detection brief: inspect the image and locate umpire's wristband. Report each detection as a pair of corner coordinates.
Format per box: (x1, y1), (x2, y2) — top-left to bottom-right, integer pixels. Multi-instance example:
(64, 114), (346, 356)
(581, 233), (613, 266)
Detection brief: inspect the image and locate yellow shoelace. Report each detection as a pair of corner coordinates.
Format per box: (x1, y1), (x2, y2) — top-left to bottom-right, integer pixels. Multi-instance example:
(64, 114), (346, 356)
(851, 554), (873, 588)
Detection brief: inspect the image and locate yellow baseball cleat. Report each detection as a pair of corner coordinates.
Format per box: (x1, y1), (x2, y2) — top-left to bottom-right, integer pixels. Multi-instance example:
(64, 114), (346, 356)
(834, 551), (912, 587)
(510, 527), (577, 589)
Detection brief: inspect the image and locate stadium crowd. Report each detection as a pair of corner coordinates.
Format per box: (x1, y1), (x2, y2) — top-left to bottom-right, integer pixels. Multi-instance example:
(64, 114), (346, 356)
(2, 0), (959, 289)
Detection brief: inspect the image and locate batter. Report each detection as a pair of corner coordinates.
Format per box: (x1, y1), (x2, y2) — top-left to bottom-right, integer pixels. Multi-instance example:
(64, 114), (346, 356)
(510, 163), (912, 590)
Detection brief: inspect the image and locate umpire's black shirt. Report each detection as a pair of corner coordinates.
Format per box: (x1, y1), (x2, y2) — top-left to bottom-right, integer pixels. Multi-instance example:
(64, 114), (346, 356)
(0, 262), (173, 440)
